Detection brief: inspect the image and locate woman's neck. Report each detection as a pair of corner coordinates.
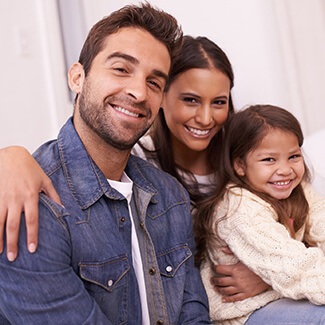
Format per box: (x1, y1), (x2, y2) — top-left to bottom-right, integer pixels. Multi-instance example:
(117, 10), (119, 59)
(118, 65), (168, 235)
(172, 144), (212, 176)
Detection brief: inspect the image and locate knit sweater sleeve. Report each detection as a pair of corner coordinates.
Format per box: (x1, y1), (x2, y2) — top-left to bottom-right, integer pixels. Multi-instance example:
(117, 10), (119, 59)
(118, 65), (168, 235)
(304, 183), (325, 251)
(214, 188), (325, 303)
(203, 187), (325, 323)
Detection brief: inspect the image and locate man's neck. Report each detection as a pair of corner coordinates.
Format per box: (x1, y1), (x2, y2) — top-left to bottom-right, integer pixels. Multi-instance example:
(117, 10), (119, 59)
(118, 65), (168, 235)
(74, 116), (131, 181)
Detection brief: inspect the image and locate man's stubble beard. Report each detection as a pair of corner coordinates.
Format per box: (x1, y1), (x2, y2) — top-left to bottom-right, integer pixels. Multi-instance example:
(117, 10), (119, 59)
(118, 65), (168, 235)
(78, 84), (151, 151)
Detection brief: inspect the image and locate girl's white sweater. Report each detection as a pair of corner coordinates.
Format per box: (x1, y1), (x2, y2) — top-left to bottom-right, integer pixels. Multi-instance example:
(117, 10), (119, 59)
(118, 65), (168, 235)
(201, 184), (325, 324)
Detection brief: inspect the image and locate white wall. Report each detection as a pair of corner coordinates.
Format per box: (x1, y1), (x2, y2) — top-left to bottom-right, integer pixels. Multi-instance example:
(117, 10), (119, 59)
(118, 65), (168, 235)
(0, 0), (72, 152)
(1, 0), (324, 192)
(82, 0), (289, 117)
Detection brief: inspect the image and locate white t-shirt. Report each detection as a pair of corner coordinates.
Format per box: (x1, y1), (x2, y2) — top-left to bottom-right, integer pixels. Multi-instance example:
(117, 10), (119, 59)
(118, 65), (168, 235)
(133, 134), (215, 193)
(107, 172), (150, 325)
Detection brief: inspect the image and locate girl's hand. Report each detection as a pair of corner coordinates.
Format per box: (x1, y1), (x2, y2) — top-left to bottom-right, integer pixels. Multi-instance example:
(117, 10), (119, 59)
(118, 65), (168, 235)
(0, 146), (61, 261)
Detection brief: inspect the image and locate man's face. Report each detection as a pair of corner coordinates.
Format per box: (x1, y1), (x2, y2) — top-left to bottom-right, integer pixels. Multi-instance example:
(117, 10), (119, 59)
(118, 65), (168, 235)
(72, 27), (171, 150)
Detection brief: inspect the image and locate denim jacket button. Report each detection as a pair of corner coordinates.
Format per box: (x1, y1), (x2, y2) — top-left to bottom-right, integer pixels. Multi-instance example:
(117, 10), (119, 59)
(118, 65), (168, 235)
(156, 320), (164, 325)
(120, 217), (126, 222)
(149, 267), (156, 275)
(165, 265), (173, 273)
(107, 279), (114, 287)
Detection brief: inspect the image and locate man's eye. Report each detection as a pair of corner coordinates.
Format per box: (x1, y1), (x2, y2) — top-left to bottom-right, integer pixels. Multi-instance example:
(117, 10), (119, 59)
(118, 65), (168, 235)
(148, 80), (161, 90)
(114, 67), (128, 73)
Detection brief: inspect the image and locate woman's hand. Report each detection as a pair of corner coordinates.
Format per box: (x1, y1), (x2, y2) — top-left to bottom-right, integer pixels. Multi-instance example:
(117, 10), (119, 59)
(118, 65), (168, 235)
(0, 146), (61, 261)
(211, 247), (270, 302)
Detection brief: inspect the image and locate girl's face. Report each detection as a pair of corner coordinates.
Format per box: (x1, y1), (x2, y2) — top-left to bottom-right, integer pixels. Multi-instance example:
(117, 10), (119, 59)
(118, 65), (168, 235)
(162, 68), (230, 155)
(234, 129), (305, 200)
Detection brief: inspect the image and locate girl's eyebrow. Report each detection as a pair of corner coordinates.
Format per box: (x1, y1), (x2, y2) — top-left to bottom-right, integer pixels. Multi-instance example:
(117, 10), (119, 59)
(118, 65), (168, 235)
(106, 51), (168, 83)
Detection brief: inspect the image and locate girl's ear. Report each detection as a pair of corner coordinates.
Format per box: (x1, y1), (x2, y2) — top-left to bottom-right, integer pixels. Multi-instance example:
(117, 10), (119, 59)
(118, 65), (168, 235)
(234, 158), (246, 176)
(68, 62), (85, 94)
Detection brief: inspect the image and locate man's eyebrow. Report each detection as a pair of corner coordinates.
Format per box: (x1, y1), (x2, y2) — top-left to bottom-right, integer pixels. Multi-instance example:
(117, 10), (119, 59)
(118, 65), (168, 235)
(106, 51), (168, 82)
(152, 69), (168, 83)
(106, 51), (139, 64)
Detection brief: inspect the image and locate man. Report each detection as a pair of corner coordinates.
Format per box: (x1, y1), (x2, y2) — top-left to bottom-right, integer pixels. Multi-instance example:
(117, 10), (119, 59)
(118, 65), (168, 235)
(0, 3), (210, 324)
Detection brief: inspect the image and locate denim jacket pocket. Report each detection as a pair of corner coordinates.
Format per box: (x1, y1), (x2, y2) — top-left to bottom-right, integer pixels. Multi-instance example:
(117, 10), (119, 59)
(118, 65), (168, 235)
(157, 244), (192, 277)
(79, 255), (130, 292)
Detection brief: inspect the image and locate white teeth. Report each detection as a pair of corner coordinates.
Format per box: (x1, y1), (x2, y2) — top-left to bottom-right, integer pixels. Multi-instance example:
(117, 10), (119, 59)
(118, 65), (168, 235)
(114, 106), (139, 117)
(273, 180), (290, 186)
(187, 126), (210, 136)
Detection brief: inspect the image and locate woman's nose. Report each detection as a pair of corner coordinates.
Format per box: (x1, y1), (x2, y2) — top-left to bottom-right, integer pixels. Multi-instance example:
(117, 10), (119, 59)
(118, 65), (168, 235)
(195, 105), (212, 125)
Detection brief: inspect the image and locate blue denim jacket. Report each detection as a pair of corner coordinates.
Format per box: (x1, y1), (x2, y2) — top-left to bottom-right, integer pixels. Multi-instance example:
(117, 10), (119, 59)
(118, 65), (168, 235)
(0, 118), (210, 325)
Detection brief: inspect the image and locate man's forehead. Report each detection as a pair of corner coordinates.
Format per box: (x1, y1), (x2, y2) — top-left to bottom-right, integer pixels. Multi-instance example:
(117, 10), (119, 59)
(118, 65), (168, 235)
(99, 27), (171, 73)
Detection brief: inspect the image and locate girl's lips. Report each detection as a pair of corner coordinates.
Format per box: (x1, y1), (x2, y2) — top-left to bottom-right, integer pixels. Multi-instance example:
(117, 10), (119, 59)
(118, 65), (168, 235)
(270, 180), (291, 186)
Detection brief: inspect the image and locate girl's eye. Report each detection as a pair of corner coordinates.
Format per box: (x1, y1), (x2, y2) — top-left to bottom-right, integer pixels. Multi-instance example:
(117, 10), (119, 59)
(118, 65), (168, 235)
(262, 157), (274, 162)
(289, 154), (302, 160)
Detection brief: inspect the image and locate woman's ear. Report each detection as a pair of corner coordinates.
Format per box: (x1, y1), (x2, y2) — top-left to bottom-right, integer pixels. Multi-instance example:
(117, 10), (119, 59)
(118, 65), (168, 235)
(68, 62), (85, 94)
(234, 158), (246, 176)
(160, 96), (167, 111)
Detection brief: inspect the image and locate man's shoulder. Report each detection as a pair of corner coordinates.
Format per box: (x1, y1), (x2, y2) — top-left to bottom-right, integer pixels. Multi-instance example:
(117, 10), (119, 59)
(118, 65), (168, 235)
(33, 139), (61, 176)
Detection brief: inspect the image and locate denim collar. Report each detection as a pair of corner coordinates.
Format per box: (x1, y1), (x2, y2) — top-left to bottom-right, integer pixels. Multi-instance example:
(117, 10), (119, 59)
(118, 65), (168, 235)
(57, 118), (157, 210)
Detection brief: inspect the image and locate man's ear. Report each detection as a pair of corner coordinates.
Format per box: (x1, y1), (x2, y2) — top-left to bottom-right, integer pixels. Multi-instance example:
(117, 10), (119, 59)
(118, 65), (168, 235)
(68, 62), (85, 94)
(233, 158), (246, 177)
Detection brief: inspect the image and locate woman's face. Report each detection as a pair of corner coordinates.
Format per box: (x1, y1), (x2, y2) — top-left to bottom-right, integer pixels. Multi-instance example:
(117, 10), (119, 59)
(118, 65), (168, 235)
(162, 67), (230, 155)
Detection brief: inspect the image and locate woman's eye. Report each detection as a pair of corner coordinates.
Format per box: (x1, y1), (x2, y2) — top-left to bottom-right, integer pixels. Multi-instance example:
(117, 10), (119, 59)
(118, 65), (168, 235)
(213, 99), (227, 105)
(262, 157), (274, 162)
(183, 97), (197, 103)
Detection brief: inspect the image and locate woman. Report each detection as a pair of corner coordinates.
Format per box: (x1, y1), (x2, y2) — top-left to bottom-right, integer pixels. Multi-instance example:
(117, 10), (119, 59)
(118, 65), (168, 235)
(0, 36), (267, 301)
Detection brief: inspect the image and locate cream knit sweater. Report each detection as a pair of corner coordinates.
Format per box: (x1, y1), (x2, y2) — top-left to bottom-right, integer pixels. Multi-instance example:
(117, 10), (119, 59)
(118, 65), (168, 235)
(200, 184), (325, 324)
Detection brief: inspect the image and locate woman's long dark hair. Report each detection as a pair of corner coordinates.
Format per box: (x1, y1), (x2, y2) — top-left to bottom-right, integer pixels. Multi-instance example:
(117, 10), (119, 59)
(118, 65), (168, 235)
(139, 35), (235, 206)
(195, 104), (311, 265)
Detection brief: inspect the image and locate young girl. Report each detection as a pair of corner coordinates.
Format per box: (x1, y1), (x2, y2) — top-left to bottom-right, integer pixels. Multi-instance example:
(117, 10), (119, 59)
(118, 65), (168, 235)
(198, 104), (325, 324)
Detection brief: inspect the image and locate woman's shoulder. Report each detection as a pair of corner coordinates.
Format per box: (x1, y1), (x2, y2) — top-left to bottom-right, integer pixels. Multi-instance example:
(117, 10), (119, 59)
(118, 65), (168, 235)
(132, 134), (160, 168)
(132, 134), (155, 155)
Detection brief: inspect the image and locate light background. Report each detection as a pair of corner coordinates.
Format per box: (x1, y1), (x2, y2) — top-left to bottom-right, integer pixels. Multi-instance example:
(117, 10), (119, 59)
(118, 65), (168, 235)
(1, 0), (324, 193)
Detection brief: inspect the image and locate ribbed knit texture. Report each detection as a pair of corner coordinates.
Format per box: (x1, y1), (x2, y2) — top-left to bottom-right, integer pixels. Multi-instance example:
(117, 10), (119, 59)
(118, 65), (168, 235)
(201, 183), (325, 324)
